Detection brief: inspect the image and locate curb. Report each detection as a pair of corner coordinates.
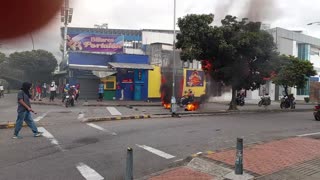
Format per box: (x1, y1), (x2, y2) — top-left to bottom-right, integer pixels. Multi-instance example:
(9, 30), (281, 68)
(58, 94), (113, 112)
(0, 122), (28, 129)
(82, 103), (161, 107)
(83, 114), (151, 122)
(151, 108), (313, 117)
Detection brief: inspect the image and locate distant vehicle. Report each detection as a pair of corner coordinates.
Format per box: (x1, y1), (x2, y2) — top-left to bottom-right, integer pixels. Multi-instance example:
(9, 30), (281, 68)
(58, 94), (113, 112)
(280, 95), (296, 109)
(314, 105), (320, 121)
(258, 95), (271, 107)
(65, 95), (75, 108)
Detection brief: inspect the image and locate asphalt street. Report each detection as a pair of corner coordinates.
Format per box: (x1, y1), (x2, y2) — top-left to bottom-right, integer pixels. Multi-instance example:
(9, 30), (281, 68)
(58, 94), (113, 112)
(1, 94), (320, 179)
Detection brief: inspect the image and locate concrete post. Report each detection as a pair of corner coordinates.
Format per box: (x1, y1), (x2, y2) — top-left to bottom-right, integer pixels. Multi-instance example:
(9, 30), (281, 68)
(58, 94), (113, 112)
(235, 138), (243, 175)
(125, 147), (133, 180)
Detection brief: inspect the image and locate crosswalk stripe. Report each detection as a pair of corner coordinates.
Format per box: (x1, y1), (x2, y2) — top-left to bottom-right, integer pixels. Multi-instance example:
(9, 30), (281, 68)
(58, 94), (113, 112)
(86, 123), (117, 136)
(38, 127), (65, 151)
(136, 144), (175, 159)
(76, 162), (104, 180)
(106, 107), (122, 116)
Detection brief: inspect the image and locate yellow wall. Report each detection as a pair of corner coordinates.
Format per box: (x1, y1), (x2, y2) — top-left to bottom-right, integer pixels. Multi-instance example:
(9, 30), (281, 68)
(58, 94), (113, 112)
(148, 65), (161, 98)
(183, 68), (206, 97)
(101, 76), (116, 90)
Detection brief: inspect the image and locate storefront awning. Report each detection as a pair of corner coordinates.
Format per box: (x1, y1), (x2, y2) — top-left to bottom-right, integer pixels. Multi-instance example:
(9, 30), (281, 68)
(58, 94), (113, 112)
(108, 62), (154, 70)
(69, 64), (116, 72)
(92, 71), (117, 78)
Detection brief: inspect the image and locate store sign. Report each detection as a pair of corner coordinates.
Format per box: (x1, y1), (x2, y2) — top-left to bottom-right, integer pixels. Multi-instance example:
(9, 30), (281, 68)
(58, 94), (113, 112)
(67, 33), (124, 53)
(186, 70), (204, 87)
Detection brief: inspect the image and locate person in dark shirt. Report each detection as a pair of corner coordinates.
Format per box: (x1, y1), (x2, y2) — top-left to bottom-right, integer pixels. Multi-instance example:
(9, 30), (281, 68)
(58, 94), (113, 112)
(13, 82), (43, 139)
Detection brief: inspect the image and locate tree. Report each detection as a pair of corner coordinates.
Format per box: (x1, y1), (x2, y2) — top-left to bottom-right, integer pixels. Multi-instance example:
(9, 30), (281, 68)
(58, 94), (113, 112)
(272, 55), (316, 96)
(0, 52), (6, 64)
(176, 14), (279, 110)
(8, 49), (58, 83)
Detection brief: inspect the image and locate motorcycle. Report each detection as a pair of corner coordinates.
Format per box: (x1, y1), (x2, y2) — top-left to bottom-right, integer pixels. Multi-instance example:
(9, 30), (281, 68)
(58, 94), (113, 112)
(236, 96), (245, 106)
(65, 95), (75, 108)
(179, 92), (194, 108)
(314, 105), (320, 121)
(258, 96), (271, 107)
(280, 96), (295, 109)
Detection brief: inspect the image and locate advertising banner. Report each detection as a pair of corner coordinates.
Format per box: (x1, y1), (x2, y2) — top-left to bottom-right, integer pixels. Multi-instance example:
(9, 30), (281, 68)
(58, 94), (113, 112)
(67, 33), (124, 53)
(186, 70), (204, 87)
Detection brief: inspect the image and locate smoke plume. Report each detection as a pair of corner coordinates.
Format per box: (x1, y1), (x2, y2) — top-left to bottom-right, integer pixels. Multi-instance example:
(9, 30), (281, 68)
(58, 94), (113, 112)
(245, 0), (281, 22)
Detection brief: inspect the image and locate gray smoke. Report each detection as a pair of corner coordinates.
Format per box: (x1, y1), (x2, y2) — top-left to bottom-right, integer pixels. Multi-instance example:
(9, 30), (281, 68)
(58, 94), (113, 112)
(214, 0), (281, 23)
(245, 0), (281, 22)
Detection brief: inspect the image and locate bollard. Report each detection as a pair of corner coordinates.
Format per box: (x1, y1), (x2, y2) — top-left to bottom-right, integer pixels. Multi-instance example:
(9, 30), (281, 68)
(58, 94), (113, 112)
(235, 138), (243, 175)
(125, 147), (133, 180)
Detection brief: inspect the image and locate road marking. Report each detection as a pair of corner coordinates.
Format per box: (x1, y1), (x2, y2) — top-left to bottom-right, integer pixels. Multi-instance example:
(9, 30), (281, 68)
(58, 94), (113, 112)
(76, 162), (104, 180)
(136, 144), (175, 159)
(297, 132), (320, 137)
(86, 123), (117, 136)
(78, 113), (85, 120)
(34, 113), (48, 122)
(38, 127), (65, 151)
(106, 107), (122, 116)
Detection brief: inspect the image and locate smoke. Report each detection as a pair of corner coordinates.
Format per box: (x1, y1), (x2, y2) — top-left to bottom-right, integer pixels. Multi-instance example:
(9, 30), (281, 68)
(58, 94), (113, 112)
(214, 0), (281, 23)
(245, 0), (281, 22)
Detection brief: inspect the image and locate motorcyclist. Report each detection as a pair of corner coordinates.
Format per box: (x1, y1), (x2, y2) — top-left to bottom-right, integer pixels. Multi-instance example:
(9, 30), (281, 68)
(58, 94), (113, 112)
(62, 84), (70, 103)
(288, 94), (295, 109)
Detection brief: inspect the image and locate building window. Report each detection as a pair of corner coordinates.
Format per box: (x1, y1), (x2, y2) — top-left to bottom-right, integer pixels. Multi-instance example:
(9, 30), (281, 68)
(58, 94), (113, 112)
(297, 80), (310, 96)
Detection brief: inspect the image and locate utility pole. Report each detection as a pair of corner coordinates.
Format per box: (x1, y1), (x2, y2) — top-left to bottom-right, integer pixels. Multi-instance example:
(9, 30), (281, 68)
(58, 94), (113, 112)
(171, 0), (177, 116)
(61, 0), (73, 67)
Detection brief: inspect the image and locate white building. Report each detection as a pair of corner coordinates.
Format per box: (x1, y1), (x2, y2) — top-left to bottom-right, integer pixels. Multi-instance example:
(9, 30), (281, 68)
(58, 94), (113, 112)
(247, 27), (320, 101)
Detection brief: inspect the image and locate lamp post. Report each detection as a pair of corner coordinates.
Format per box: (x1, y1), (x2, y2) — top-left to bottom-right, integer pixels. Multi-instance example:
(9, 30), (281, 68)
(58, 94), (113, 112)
(29, 33), (35, 50)
(171, 0), (177, 116)
(307, 22), (320, 26)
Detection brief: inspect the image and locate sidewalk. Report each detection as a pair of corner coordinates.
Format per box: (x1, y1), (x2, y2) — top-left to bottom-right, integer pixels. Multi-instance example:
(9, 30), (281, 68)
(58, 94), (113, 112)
(145, 136), (320, 180)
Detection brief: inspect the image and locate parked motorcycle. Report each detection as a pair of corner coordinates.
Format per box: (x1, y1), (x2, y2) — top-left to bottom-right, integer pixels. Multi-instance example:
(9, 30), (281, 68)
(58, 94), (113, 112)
(236, 96), (245, 106)
(314, 105), (320, 121)
(258, 96), (271, 107)
(280, 95), (295, 109)
(65, 95), (75, 108)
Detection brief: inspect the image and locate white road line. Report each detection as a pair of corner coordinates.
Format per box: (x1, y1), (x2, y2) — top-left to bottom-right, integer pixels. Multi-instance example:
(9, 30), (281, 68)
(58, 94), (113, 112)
(34, 113), (48, 122)
(297, 132), (320, 137)
(136, 144), (175, 159)
(76, 162), (104, 180)
(106, 107), (122, 116)
(38, 127), (65, 151)
(86, 123), (117, 136)
(78, 113), (85, 120)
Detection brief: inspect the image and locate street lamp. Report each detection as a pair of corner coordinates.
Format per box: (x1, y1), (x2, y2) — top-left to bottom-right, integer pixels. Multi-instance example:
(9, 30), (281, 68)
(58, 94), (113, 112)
(307, 22), (320, 26)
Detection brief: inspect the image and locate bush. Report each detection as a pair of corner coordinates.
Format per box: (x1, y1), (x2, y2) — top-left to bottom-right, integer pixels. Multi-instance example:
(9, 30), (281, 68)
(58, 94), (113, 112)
(304, 97), (310, 103)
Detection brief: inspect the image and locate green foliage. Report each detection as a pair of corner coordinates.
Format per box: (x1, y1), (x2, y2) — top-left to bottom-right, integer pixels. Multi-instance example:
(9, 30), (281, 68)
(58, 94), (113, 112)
(176, 14), (279, 109)
(272, 55), (316, 89)
(0, 52), (6, 64)
(8, 49), (58, 83)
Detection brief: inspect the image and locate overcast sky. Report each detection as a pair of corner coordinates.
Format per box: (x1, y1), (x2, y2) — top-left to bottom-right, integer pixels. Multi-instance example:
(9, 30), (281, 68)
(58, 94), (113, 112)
(1, 0), (320, 61)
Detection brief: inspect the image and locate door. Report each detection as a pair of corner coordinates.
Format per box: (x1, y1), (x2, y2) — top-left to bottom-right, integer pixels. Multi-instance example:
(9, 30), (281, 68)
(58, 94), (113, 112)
(134, 84), (142, 101)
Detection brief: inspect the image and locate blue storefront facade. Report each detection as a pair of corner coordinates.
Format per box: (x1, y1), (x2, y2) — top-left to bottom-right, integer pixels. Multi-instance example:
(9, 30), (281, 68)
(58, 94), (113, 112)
(60, 27), (152, 100)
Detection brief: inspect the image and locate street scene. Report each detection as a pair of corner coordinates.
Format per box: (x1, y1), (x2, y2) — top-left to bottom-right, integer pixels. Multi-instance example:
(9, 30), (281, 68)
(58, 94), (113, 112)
(1, 0), (320, 180)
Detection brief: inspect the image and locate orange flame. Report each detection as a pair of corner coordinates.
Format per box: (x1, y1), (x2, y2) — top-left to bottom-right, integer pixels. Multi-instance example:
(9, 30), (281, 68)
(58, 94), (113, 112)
(186, 102), (199, 111)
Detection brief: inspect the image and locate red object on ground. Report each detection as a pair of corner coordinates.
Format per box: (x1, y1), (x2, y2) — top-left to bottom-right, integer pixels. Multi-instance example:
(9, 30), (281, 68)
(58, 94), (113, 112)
(0, 0), (63, 39)
(149, 167), (214, 180)
(207, 137), (320, 175)
(186, 102), (200, 111)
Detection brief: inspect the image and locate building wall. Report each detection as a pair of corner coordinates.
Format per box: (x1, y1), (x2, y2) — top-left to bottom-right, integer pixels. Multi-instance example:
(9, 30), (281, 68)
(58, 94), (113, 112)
(142, 31), (174, 45)
(148, 65), (161, 98)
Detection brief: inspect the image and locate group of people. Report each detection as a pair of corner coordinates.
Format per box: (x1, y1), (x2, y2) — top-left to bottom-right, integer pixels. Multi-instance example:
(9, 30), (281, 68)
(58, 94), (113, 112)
(32, 81), (58, 102)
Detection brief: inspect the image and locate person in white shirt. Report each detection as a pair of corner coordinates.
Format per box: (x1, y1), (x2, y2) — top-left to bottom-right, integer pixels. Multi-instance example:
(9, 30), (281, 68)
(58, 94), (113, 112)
(49, 81), (57, 102)
(0, 85), (4, 98)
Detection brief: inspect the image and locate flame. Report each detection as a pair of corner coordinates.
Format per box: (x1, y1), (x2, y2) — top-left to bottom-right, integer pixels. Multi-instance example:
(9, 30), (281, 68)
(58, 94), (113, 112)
(163, 102), (171, 109)
(186, 102), (199, 111)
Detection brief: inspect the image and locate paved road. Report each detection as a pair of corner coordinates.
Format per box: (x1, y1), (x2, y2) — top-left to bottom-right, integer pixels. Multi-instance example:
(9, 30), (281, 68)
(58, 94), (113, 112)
(1, 100), (320, 180)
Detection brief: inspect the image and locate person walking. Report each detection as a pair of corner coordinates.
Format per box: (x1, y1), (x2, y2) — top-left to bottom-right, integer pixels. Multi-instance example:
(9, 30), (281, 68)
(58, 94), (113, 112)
(97, 82), (104, 102)
(49, 81), (57, 102)
(0, 84), (4, 98)
(35, 82), (42, 101)
(42, 83), (47, 98)
(13, 82), (43, 139)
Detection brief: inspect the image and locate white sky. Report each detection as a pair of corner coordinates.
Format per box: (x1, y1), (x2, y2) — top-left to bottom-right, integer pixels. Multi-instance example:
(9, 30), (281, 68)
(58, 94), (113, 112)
(1, 0), (320, 60)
